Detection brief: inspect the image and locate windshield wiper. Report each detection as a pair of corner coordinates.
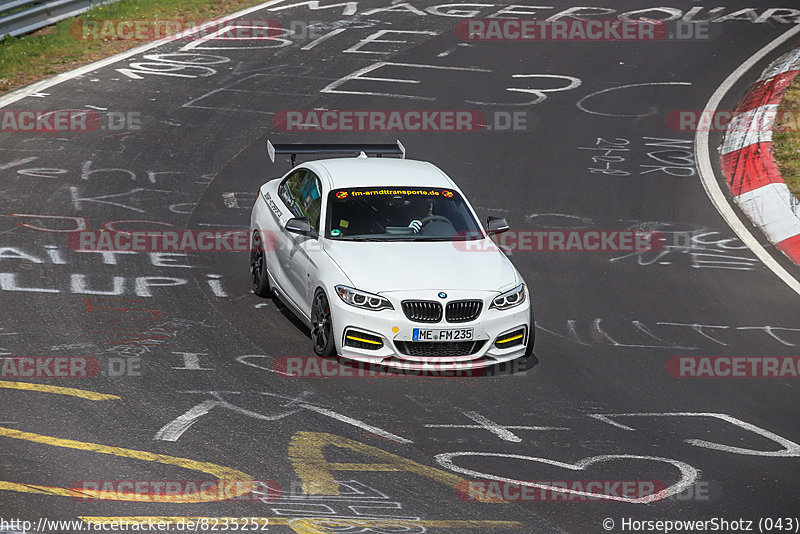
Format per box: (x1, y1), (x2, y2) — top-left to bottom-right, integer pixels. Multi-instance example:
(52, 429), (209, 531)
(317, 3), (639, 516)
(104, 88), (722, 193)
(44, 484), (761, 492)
(336, 236), (458, 242)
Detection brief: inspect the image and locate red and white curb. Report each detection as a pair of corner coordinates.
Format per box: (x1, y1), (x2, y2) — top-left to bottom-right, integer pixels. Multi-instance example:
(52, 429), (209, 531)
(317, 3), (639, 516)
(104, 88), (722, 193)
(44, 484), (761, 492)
(720, 47), (800, 265)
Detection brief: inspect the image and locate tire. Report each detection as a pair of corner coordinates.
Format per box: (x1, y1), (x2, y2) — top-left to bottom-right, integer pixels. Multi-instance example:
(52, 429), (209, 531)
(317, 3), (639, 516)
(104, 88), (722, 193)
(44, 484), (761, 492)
(310, 289), (337, 357)
(250, 230), (271, 297)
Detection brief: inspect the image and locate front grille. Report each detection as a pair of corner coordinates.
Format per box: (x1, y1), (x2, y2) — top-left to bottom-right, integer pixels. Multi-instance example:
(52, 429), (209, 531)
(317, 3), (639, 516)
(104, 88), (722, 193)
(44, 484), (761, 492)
(445, 300), (482, 323)
(401, 300), (443, 323)
(344, 330), (384, 350)
(495, 328), (526, 349)
(395, 340), (486, 357)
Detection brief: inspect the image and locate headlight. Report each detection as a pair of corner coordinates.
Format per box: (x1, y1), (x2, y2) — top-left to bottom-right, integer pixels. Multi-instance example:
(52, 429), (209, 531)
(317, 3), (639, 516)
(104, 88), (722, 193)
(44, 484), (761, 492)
(335, 285), (394, 311)
(490, 283), (526, 310)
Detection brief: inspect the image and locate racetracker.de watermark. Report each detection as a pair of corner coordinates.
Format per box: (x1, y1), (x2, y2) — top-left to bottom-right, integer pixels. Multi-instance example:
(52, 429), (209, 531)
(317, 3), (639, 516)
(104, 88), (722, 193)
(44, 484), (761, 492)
(70, 19), (281, 40)
(274, 110), (480, 132)
(4, 518), (270, 532)
(456, 480), (669, 502)
(0, 356), (98, 378)
(454, 230), (664, 252)
(0, 110), (140, 133)
(273, 110), (528, 132)
(69, 480), (281, 502)
(67, 229), (257, 252)
(456, 19), (710, 41)
(457, 19), (660, 40)
(666, 109), (800, 132)
(0, 356), (140, 378)
(274, 356), (519, 377)
(667, 356), (800, 378)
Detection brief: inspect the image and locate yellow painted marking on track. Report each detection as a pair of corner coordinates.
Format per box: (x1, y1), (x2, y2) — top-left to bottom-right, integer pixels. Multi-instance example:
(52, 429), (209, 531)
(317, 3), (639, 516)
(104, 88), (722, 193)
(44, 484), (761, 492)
(0, 427), (252, 502)
(80, 517), (526, 533)
(288, 431), (494, 501)
(0, 380), (120, 400)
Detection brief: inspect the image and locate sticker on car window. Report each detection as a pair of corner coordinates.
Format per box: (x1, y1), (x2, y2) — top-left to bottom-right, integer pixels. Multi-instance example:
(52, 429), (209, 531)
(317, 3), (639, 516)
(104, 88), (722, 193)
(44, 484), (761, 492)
(339, 220), (349, 228)
(330, 229), (341, 237)
(335, 188), (449, 198)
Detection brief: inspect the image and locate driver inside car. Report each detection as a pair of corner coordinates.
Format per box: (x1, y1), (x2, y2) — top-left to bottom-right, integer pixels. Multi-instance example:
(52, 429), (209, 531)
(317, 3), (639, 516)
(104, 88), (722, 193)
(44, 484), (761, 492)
(407, 198), (434, 233)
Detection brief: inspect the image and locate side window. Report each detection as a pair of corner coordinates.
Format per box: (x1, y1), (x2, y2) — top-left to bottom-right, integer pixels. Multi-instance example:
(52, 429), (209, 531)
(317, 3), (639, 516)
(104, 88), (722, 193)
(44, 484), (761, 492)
(279, 170), (322, 231)
(296, 172), (322, 230)
(279, 170), (305, 211)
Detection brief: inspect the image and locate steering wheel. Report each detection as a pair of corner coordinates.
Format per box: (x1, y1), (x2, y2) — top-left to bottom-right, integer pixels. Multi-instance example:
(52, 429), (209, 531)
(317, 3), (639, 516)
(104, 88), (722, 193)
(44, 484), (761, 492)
(418, 215), (453, 227)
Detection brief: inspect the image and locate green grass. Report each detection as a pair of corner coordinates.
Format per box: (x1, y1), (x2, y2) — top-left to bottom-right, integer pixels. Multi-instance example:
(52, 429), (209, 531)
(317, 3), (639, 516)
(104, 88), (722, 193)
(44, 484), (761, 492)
(0, 0), (265, 92)
(773, 77), (800, 197)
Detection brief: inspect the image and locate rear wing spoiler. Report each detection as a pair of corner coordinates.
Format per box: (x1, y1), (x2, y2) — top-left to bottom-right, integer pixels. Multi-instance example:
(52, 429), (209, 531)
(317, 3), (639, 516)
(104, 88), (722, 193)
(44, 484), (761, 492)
(267, 140), (406, 166)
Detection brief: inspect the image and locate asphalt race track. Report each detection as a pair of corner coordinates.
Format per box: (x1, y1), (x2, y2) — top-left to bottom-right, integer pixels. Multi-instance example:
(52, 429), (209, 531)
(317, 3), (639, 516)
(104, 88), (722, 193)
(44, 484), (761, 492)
(2, 1), (800, 532)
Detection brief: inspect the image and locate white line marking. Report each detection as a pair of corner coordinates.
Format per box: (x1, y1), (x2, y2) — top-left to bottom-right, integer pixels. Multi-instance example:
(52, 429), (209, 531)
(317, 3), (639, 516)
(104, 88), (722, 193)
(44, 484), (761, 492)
(171, 351), (213, 371)
(437, 43), (470, 58)
(436, 451), (699, 504)
(301, 28), (347, 50)
(298, 403), (413, 444)
(425, 410), (568, 442)
(590, 412), (800, 457)
(320, 62), (490, 100)
(235, 354), (289, 374)
(589, 414), (635, 431)
(0, 0), (288, 109)
(577, 82), (691, 117)
(0, 157), (38, 170)
(180, 24), (292, 51)
(154, 400), (222, 441)
(343, 30), (438, 55)
(155, 396), (302, 441)
(695, 25), (800, 297)
(160, 384), (413, 444)
(461, 410), (522, 442)
(182, 88), (283, 114)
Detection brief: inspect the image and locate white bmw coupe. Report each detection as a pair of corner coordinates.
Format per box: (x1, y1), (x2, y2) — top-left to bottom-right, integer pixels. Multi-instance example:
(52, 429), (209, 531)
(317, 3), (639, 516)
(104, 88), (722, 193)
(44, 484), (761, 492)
(250, 141), (532, 370)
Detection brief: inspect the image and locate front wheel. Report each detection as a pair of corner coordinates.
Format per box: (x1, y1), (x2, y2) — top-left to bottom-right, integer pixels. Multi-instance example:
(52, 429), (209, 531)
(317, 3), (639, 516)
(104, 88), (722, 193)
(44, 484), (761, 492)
(250, 231), (271, 297)
(310, 289), (337, 357)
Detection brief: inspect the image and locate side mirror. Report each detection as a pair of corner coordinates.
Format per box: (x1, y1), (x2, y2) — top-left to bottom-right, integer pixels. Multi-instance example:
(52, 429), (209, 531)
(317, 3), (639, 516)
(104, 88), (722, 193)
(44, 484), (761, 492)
(486, 216), (510, 235)
(285, 217), (317, 238)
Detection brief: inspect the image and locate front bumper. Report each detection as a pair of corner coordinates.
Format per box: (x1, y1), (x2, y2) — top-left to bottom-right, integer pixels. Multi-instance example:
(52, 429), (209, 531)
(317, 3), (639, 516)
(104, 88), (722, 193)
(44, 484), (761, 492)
(329, 289), (531, 370)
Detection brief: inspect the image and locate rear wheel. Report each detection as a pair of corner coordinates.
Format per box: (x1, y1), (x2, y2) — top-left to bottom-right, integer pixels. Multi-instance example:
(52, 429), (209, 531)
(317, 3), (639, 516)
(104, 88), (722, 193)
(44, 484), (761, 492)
(250, 230), (271, 297)
(311, 289), (336, 357)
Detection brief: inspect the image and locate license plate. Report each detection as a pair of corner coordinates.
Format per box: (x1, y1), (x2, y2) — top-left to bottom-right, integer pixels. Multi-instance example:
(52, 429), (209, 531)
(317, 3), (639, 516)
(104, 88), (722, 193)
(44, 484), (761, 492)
(412, 328), (473, 341)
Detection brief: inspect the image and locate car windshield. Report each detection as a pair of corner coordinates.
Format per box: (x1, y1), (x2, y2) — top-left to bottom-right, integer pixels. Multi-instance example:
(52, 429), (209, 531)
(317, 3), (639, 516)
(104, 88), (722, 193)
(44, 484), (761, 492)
(326, 187), (483, 241)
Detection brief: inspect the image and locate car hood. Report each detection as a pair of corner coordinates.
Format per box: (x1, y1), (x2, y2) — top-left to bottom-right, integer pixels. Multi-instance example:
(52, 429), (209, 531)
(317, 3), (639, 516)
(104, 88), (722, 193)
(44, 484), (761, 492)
(324, 239), (519, 293)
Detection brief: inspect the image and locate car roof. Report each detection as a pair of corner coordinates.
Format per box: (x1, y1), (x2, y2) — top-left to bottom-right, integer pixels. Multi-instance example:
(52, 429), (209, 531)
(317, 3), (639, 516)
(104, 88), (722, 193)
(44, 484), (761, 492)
(302, 157), (456, 190)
